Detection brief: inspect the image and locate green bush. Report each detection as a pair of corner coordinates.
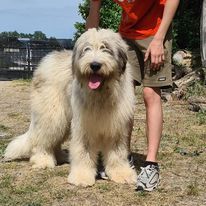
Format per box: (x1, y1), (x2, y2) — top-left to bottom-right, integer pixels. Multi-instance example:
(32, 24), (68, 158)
(184, 81), (206, 100)
(196, 110), (206, 125)
(74, 0), (121, 40)
(173, 0), (202, 52)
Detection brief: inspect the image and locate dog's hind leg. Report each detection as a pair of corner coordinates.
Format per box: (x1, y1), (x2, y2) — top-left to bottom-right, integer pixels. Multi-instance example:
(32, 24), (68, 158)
(30, 147), (57, 169)
(28, 93), (71, 169)
(29, 130), (69, 169)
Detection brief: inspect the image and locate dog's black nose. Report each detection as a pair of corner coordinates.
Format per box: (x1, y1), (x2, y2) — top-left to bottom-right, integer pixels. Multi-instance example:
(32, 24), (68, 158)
(90, 62), (102, 72)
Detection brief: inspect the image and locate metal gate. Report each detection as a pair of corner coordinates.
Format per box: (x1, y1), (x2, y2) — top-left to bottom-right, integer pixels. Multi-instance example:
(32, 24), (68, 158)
(0, 38), (72, 80)
(201, 0), (206, 67)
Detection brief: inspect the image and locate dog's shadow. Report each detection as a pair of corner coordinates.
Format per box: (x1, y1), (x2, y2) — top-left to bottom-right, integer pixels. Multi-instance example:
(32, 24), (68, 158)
(131, 152), (146, 171)
(2, 149), (146, 173)
(57, 150), (146, 171)
(96, 152), (146, 176)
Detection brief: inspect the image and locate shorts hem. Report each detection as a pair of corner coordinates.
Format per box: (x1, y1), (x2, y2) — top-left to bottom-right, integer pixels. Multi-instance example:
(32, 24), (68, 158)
(143, 82), (173, 89)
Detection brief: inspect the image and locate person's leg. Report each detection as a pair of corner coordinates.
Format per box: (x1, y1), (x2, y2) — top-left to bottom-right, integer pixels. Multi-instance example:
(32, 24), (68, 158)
(135, 35), (172, 191)
(143, 87), (162, 162)
(136, 86), (162, 191)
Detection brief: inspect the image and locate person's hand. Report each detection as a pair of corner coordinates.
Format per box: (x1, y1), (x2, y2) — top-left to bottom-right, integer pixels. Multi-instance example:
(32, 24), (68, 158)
(144, 38), (165, 70)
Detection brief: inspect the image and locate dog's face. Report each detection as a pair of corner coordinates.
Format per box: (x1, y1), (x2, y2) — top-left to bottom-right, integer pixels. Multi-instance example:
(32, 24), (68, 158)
(72, 29), (128, 90)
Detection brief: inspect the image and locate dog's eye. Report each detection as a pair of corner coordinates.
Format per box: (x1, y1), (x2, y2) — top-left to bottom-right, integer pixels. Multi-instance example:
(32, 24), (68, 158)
(100, 45), (113, 55)
(100, 45), (106, 50)
(102, 49), (113, 55)
(79, 46), (92, 58)
(83, 46), (92, 53)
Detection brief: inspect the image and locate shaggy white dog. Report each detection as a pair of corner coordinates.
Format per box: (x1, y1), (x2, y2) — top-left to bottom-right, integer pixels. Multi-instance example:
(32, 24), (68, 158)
(4, 29), (137, 186)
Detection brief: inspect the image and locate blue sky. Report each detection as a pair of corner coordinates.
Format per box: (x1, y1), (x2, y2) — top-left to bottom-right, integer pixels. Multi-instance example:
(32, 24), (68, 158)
(0, 0), (83, 39)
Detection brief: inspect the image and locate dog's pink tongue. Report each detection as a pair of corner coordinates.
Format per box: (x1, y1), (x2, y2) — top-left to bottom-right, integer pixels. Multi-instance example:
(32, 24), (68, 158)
(88, 74), (102, 90)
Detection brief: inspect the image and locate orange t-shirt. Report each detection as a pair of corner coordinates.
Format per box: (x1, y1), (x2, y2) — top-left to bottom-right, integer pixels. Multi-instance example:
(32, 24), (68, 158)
(113, 0), (166, 39)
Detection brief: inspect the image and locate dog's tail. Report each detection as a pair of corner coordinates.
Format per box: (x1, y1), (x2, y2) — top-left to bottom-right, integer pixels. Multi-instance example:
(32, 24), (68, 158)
(4, 130), (32, 161)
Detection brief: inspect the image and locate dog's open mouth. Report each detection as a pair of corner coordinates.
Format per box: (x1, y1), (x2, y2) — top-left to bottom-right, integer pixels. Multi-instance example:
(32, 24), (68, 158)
(88, 74), (103, 90)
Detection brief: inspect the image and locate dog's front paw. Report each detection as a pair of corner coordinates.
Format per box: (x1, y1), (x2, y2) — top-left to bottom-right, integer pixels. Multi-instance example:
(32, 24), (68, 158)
(68, 168), (96, 187)
(106, 166), (137, 184)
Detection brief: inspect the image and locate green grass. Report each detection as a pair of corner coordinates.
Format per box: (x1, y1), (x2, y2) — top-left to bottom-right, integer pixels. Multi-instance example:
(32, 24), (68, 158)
(196, 110), (206, 125)
(0, 124), (9, 132)
(0, 140), (8, 157)
(7, 112), (21, 118)
(0, 80), (206, 206)
(136, 190), (148, 197)
(12, 79), (32, 87)
(0, 172), (52, 206)
(98, 183), (111, 192)
(24, 203), (42, 206)
(14, 185), (39, 195)
(185, 82), (206, 100)
(186, 181), (199, 196)
(0, 175), (13, 189)
(53, 168), (68, 177)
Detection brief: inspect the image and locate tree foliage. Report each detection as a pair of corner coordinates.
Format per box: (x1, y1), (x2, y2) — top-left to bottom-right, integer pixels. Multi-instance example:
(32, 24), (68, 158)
(0, 31), (49, 40)
(0, 31), (60, 49)
(75, 0), (202, 51)
(173, 0), (202, 51)
(33, 31), (47, 40)
(74, 0), (121, 40)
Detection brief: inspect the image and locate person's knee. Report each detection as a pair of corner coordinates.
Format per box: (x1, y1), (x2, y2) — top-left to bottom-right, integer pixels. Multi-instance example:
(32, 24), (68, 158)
(143, 87), (161, 106)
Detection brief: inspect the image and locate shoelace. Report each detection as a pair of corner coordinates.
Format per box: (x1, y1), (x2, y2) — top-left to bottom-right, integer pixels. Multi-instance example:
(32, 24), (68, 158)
(138, 166), (156, 181)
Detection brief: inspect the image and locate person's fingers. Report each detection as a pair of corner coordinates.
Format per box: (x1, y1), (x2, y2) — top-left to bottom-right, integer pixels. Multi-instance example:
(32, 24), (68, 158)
(147, 45), (165, 70)
(162, 53), (165, 61)
(154, 54), (165, 70)
(144, 48), (150, 62)
(158, 55), (163, 67)
(150, 53), (156, 69)
(152, 53), (161, 70)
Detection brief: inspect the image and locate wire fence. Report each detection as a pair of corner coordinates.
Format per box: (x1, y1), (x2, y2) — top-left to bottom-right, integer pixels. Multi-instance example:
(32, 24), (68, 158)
(0, 38), (73, 80)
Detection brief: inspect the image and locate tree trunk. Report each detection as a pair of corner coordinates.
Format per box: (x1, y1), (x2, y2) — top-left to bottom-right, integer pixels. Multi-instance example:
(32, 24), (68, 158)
(188, 96), (206, 112)
(174, 68), (205, 88)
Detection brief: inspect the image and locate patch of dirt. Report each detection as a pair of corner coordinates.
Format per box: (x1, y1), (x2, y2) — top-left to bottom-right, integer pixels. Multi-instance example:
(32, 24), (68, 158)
(0, 80), (205, 206)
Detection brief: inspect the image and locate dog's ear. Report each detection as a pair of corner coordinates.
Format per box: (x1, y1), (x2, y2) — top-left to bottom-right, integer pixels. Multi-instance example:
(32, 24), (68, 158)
(72, 45), (77, 75)
(117, 46), (128, 72)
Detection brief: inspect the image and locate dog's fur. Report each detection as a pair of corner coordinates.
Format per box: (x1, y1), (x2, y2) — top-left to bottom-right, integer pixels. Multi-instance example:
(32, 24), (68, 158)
(4, 29), (137, 186)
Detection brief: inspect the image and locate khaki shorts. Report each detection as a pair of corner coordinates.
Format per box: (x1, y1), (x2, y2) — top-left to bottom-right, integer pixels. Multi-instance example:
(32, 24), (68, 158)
(124, 31), (173, 88)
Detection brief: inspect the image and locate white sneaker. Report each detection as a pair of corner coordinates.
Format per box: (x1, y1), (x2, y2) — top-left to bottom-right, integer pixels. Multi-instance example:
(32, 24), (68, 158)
(136, 164), (160, 191)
